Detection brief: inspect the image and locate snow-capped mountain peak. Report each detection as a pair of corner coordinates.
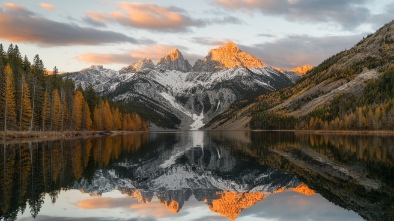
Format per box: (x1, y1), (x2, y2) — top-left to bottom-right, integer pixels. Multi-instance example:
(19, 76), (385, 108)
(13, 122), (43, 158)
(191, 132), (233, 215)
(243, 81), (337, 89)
(63, 42), (302, 129)
(192, 42), (265, 72)
(156, 48), (192, 72)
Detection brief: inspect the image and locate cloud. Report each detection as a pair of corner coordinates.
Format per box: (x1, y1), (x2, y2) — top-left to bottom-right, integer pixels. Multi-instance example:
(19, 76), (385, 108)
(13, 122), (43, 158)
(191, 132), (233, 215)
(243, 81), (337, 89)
(239, 33), (363, 70)
(213, 0), (371, 29)
(77, 53), (134, 65)
(76, 197), (173, 218)
(257, 33), (276, 38)
(82, 16), (107, 27)
(206, 16), (245, 25)
(368, 3), (394, 30)
(77, 44), (203, 65)
(86, 2), (243, 32)
(239, 191), (362, 221)
(4, 3), (24, 10)
(18, 215), (157, 221)
(86, 2), (203, 32)
(0, 4), (152, 46)
(39, 3), (55, 10)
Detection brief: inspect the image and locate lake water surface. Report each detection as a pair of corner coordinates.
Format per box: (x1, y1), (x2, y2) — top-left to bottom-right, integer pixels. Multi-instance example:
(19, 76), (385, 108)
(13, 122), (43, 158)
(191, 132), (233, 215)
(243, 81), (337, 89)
(1, 131), (393, 221)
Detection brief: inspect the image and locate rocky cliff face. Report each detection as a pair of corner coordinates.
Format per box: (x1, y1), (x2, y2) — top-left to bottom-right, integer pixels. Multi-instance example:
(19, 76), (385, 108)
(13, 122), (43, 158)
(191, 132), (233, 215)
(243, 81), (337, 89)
(120, 58), (155, 74)
(63, 43), (301, 129)
(156, 49), (192, 72)
(291, 64), (313, 75)
(193, 42), (264, 72)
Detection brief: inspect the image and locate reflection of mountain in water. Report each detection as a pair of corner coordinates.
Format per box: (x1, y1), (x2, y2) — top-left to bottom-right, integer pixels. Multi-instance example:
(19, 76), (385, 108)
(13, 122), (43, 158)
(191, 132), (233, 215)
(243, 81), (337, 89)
(74, 132), (313, 220)
(1, 131), (393, 221)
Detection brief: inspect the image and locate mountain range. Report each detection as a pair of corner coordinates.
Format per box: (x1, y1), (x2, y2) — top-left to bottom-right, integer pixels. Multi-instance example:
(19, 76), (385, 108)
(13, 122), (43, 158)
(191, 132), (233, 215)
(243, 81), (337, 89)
(206, 20), (394, 130)
(63, 42), (304, 129)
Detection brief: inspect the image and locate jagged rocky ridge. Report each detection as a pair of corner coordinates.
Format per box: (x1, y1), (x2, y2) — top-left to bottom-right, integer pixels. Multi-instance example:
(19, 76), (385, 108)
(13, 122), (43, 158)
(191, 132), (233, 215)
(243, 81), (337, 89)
(74, 132), (306, 220)
(206, 21), (394, 130)
(63, 42), (302, 129)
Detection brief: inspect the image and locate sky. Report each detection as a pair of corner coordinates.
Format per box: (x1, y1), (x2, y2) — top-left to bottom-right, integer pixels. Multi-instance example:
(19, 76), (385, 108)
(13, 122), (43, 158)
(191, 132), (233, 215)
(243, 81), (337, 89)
(0, 0), (393, 72)
(17, 189), (363, 221)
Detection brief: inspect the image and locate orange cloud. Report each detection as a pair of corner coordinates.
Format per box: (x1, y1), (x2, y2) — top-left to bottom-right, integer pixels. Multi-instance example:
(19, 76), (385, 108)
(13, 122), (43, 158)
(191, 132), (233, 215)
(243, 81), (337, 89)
(76, 196), (174, 218)
(78, 197), (116, 209)
(39, 3), (55, 10)
(77, 44), (191, 65)
(4, 3), (24, 10)
(86, 2), (203, 32)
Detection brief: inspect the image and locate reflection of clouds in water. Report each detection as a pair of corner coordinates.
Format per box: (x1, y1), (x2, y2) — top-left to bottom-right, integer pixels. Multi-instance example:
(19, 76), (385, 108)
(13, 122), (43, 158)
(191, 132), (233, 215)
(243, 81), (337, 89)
(76, 196), (176, 218)
(238, 191), (363, 221)
(192, 130), (205, 148)
(73, 192), (215, 220)
(18, 215), (157, 221)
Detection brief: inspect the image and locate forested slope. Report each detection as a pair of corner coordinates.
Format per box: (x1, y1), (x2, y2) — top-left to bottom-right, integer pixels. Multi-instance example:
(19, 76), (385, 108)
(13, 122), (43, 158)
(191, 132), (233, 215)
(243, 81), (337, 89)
(206, 20), (394, 131)
(0, 44), (147, 132)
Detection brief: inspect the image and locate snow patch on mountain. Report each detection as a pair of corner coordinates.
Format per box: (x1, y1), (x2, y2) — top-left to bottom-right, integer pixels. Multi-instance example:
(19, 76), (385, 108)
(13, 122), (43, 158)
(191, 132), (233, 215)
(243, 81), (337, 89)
(63, 43), (302, 129)
(160, 92), (192, 118)
(190, 111), (204, 130)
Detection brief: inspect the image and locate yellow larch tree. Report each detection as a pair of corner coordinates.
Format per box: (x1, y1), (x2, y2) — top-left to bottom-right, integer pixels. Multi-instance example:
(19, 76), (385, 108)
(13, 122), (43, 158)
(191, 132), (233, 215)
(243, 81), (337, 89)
(41, 90), (50, 131)
(52, 89), (62, 131)
(0, 65), (17, 131)
(103, 101), (113, 131)
(72, 90), (84, 130)
(19, 75), (32, 130)
(82, 101), (92, 130)
(112, 107), (122, 130)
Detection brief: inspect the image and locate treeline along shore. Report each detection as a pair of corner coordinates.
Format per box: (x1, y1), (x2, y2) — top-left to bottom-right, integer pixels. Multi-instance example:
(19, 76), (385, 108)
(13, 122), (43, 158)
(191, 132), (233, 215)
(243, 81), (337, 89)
(0, 43), (147, 138)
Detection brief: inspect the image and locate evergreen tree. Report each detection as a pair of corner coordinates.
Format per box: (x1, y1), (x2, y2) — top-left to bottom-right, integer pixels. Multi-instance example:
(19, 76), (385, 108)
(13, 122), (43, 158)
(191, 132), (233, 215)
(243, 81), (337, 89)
(52, 89), (62, 131)
(82, 101), (92, 130)
(0, 44), (5, 99)
(41, 91), (50, 131)
(19, 76), (32, 130)
(113, 107), (122, 130)
(0, 65), (17, 130)
(72, 90), (84, 130)
(93, 102), (103, 130)
(103, 101), (112, 131)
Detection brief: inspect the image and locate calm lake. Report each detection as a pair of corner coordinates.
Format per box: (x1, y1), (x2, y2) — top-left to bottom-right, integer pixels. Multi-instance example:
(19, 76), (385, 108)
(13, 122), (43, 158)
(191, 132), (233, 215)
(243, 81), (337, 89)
(1, 131), (393, 221)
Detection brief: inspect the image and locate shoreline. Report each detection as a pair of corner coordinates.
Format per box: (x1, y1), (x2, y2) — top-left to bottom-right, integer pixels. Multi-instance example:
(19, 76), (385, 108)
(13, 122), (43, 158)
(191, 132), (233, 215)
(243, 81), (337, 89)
(223, 129), (394, 136)
(0, 130), (145, 143)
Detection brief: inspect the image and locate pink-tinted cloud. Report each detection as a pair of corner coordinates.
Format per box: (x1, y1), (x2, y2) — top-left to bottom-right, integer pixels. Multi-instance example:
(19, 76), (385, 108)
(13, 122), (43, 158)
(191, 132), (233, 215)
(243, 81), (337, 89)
(0, 4), (153, 46)
(76, 196), (174, 218)
(4, 3), (24, 10)
(39, 3), (55, 10)
(77, 53), (134, 65)
(77, 44), (201, 65)
(86, 2), (202, 32)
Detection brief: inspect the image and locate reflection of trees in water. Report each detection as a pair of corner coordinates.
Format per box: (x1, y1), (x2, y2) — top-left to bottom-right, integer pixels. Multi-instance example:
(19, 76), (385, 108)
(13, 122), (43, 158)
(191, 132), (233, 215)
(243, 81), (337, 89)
(0, 133), (147, 220)
(212, 131), (394, 221)
(295, 134), (394, 165)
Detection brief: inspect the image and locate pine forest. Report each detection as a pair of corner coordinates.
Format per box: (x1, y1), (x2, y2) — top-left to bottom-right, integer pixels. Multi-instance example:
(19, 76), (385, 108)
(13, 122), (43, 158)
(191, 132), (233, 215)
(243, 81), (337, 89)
(0, 44), (147, 132)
